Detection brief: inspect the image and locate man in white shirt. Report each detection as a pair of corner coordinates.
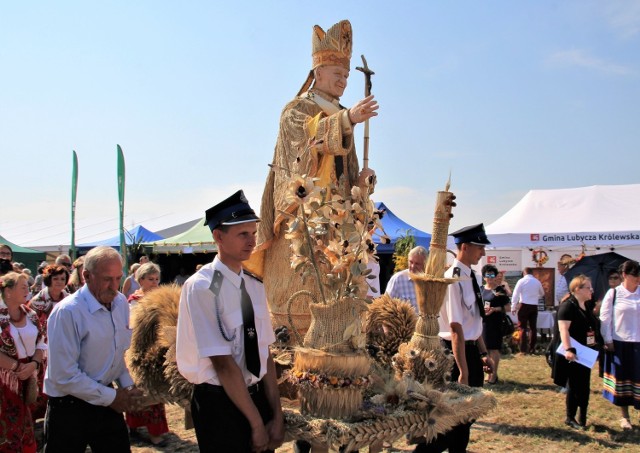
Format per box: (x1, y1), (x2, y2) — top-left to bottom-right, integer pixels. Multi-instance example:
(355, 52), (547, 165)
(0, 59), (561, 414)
(511, 267), (545, 354)
(176, 190), (284, 452)
(385, 246), (428, 311)
(418, 224), (493, 453)
(44, 246), (143, 453)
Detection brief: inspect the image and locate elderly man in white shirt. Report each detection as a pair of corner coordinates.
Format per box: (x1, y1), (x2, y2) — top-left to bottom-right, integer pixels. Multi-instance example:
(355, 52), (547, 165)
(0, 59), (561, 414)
(511, 267), (545, 354)
(384, 246), (428, 311)
(44, 246), (143, 452)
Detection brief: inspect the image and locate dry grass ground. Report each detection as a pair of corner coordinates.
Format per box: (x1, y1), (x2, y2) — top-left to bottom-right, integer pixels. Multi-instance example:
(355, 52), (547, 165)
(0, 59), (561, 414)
(130, 353), (640, 452)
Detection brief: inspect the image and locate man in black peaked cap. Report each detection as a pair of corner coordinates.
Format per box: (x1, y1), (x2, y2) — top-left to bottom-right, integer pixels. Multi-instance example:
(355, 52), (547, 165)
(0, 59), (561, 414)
(176, 190), (284, 452)
(416, 224), (494, 453)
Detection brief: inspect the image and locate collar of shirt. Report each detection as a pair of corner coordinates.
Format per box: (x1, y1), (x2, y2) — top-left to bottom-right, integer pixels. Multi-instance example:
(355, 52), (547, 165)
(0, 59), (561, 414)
(78, 285), (120, 314)
(212, 256), (243, 289)
(616, 283), (640, 297)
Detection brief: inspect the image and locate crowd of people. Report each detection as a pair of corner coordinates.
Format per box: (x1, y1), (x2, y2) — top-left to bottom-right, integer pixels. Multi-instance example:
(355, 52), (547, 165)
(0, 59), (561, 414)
(0, 245), (166, 451)
(1, 15), (639, 453)
(2, 237), (640, 451)
(382, 234), (640, 448)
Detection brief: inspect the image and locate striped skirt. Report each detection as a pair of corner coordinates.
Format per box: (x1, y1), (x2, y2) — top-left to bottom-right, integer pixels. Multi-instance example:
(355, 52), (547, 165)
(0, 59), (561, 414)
(603, 340), (640, 409)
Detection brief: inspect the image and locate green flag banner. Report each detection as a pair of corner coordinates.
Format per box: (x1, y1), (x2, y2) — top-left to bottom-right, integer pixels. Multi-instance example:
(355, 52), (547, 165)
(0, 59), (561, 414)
(117, 145), (127, 276)
(70, 150), (78, 259)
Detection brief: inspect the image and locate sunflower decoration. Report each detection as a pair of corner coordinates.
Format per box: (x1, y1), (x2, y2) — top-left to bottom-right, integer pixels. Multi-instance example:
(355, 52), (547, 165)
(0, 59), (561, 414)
(280, 172), (381, 304)
(285, 174), (322, 206)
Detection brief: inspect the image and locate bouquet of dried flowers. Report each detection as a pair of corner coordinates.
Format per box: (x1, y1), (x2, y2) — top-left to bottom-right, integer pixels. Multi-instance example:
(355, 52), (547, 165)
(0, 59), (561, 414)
(279, 172), (383, 306)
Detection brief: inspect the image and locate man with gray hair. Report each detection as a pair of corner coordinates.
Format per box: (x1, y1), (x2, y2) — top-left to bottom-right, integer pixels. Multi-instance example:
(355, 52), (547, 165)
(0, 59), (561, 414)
(55, 254), (73, 271)
(44, 246), (142, 452)
(385, 246), (428, 311)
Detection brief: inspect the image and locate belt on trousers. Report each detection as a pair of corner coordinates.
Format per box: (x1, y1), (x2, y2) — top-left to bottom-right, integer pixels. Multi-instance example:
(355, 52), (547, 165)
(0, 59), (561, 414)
(48, 383), (114, 407)
(196, 380), (263, 396)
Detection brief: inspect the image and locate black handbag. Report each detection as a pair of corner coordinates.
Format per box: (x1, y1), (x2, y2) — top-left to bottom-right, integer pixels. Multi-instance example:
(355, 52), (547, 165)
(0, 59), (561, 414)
(501, 313), (515, 337)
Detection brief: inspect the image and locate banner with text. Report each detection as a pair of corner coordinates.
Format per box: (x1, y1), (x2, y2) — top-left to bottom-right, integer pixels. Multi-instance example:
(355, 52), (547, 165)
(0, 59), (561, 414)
(483, 250), (522, 272)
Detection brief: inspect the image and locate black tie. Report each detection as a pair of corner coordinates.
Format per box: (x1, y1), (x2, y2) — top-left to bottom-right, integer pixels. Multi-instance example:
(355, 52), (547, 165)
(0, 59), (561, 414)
(240, 278), (260, 377)
(470, 270), (486, 320)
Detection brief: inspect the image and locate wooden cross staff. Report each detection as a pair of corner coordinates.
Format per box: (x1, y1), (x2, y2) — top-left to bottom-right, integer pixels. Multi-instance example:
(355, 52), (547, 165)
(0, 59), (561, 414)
(356, 55), (374, 170)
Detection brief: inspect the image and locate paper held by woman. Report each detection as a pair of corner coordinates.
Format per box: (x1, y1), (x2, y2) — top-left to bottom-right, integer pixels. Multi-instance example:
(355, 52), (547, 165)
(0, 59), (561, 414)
(556, 338), (598, 369)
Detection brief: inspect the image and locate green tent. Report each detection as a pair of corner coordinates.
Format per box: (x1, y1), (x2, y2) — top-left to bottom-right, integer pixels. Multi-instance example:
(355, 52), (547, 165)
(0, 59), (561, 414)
(0, 235), (45, 272)
(146, 218), (217, 254)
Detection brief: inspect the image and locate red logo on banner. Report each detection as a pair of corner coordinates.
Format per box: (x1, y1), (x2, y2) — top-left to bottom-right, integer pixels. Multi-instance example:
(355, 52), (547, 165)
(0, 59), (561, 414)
(530, 234), (540, 241)
(487, 256), (497, 264)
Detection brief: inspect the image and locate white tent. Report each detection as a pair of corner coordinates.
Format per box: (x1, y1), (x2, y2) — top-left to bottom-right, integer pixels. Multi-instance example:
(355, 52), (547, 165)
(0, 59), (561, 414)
(486, 184), (640, 249)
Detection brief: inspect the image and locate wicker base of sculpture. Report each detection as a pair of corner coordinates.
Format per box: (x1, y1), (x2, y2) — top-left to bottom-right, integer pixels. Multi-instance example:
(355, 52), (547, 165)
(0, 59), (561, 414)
(283, 383), (497, 452)
(289, 297), (371, 420)
(292, 348), (371, 420)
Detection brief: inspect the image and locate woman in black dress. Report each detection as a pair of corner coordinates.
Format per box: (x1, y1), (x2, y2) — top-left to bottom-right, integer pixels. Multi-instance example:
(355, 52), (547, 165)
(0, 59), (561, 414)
(481, 264), (511, 384)
(553, 275), (599, 429)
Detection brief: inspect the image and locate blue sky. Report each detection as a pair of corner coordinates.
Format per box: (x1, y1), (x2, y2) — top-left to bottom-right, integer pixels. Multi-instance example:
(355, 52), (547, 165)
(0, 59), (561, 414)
(1, 1), (638, 245)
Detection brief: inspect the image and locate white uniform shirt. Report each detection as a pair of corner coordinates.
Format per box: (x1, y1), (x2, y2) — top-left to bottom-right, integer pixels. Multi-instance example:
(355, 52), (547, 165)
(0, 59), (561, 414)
(176, 256), (276, 386)
(438, 259), (483, 342)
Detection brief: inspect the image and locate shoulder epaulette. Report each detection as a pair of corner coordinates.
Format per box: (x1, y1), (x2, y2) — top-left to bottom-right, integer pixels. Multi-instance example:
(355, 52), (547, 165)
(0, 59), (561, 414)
(243, 269), (263, 283)
(453, 267), (461, 278)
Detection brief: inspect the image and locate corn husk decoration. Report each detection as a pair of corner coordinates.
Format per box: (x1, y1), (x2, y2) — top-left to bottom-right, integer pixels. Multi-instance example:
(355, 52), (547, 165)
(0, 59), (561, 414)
(401, 176), (459, 360)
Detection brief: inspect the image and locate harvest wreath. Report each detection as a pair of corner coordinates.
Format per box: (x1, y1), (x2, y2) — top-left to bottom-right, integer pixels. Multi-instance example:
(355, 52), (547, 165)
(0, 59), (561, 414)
(532, 249), (549, 267)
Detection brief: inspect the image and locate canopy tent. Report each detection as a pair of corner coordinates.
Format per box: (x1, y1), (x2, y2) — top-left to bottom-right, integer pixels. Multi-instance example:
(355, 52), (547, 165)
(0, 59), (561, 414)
(78, 225), (164, 251)
(485, 184), (640, 249)
(373, 202), (431, 254)
(148, 202), (431, 255)
(147, 218), (216, 254)
(0, 235), (45, 272)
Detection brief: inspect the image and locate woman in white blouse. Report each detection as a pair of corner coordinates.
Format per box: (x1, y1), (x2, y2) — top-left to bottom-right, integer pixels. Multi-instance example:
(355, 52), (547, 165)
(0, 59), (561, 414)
(600, 260), (640, 431)
(0, 271), (47, 452)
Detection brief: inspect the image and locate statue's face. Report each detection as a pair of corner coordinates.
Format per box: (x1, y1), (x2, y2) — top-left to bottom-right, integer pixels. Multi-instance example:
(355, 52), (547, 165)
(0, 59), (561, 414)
(315, 65), (349, 98)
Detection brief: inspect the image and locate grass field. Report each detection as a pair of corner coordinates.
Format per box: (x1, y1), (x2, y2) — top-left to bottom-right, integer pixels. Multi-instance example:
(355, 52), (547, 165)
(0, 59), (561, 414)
(131, 353), (640, 452)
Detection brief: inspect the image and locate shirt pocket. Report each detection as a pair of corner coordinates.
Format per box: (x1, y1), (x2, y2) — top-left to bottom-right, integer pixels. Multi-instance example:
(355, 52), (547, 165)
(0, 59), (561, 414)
(254, 303), (273, 347)
(115, 325), (133, 355)
(221, 307), (243, 354)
